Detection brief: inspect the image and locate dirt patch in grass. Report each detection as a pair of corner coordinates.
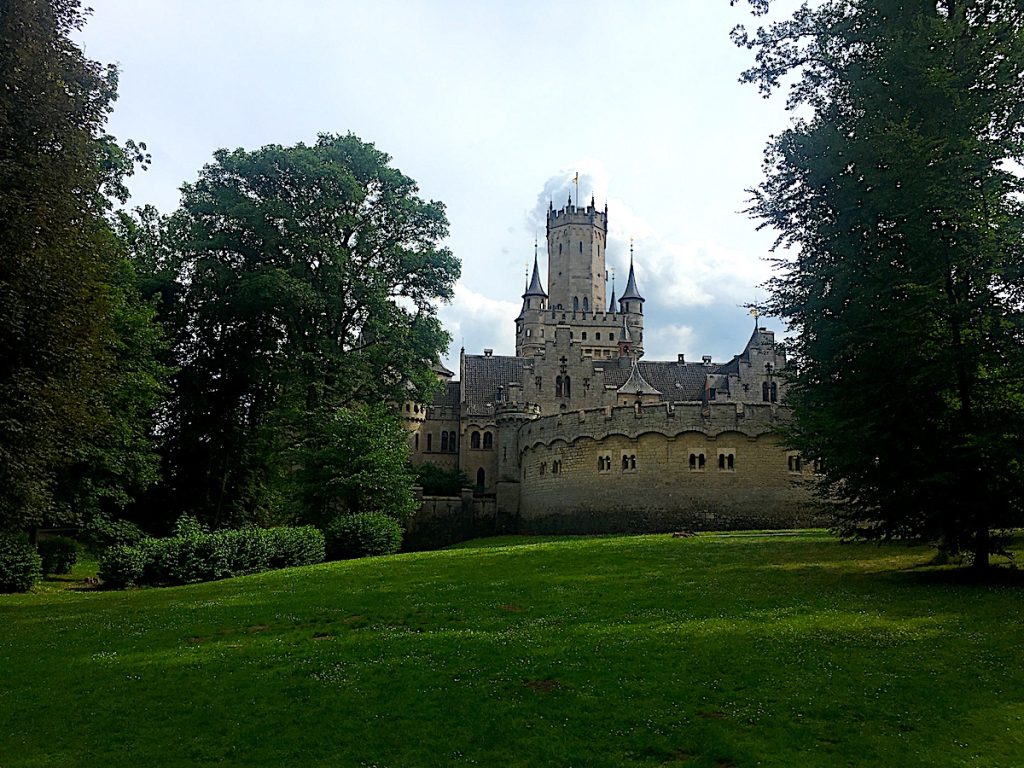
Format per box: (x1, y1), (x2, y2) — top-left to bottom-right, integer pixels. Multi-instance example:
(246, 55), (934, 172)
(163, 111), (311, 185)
(499, 604), (522, 613)
(524, 678), (561, 693)
(312, 632), (334, 640)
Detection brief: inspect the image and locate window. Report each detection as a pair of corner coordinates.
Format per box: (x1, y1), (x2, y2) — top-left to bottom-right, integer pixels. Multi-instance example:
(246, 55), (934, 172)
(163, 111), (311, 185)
(621, 455), (629, 470)
(539, 462), (547, 475)
(573, 296), (579, 311)
(762, 381), (770, 402)
(564, 375), (571, 398)
(788, 455), (802, 473)
(556, 375), (563, 398)
(552, 460), (561, 474)
(605, 455), (611, 469)
(441, 432), (448, 452)
(449, 431), (457, 452)
(709, 387), (717, 401)
(582, 332), (588, 340)
(689, 453), (696, 470)
(405, 404), (410, 412)
(583, 297), (589, 312)
(598, 457), (605, 471)
(483, 431), (493, 449)
(426, 433), (432, 451)
(476, 468), (485, 488)
(415, 433), (419, 450)
(471, 431), (481, 449)
(596, 333), (601, 340)
(718, 454), (725, 470)
(719, 452), (735, 471)
(630, 455), (637, 470)
(699, 453), (706, 469)
(771, 382), (778, 403)
(526, 328), (532, 337)
(579, 241), (583, 253)
(559, 243), (562, 254)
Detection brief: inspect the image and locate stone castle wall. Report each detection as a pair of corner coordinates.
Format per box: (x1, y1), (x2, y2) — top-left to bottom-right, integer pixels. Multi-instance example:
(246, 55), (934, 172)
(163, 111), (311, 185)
(512, 401), (824, 534)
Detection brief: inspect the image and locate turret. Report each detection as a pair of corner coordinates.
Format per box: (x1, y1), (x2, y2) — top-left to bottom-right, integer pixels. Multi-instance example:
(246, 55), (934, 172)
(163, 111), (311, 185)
(619, 243), (645, 315)
(515, 244), (549, 356)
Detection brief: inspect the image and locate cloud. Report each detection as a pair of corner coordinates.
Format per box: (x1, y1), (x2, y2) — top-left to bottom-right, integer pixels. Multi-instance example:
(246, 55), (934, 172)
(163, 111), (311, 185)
(437, 283), (520, 369)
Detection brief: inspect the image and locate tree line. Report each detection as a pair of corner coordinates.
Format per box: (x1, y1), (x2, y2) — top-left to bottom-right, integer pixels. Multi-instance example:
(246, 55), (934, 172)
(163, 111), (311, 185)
(1, 0), (458, 538)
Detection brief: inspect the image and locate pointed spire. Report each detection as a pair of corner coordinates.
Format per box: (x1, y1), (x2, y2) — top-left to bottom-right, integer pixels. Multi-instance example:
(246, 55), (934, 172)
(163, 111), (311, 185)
(617, 360), (662, 397)
(524, 246), (547, 299)
(620, 239), (645, 304)
(608, 286), (617, 313)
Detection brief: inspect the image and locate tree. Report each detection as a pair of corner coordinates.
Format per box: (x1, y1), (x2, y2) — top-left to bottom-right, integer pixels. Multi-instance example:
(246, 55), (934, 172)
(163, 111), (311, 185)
(734, 0), (1024, 569)
(161, 135), (458, 527)
(0, 0), (161, 531)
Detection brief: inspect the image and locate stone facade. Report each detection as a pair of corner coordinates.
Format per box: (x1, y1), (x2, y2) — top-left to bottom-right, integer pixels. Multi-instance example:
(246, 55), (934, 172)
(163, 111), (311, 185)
(406, 194), (821, 534)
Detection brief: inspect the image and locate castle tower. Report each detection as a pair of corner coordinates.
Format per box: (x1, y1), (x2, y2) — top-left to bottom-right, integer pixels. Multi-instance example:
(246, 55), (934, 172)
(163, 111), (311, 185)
(546, 195), (607, 314)
(515, 245), (549, 357)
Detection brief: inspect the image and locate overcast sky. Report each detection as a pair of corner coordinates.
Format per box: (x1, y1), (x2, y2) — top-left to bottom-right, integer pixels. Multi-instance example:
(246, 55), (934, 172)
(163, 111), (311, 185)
(76, 0), (803, 370)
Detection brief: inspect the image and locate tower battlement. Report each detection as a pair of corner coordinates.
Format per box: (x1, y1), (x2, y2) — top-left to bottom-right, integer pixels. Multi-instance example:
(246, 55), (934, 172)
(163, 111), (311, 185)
(546, 199), (607, 232)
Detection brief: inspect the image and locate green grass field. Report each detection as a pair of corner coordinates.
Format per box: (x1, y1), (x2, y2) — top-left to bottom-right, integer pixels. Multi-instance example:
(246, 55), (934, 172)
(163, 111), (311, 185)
(2, 532), (1023, 767)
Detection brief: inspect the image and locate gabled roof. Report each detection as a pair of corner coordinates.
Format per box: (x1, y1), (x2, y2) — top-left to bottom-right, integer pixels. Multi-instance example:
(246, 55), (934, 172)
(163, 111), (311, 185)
(462, 354), (529, 408)
(601, 360), (729, 401)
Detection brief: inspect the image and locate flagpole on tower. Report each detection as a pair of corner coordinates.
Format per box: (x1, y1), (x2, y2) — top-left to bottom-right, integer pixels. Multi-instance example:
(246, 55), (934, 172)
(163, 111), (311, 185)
(573, 172), (579, 208)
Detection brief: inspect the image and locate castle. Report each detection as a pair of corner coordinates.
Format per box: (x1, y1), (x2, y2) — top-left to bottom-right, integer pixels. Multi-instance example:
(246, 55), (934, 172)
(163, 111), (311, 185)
(405, 195), (819, 534)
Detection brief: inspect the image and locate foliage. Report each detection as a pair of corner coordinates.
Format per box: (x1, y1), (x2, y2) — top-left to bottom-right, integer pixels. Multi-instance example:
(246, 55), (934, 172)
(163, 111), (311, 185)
(5, 533), (1024, 766)
(37, 536), (78, 576)
(734, 0), (1024, 567)
(294, 405), (418, 527)
(81, 515), (146, 552)
(413, 463), (471, 497)
(0, 532), (43, 592)
(158, 134), (458, 528)
(0, 0), (163, 531)
(97, 542), (149, 589)
(325, 512), (403, 560)
(98, 525), (325, 589)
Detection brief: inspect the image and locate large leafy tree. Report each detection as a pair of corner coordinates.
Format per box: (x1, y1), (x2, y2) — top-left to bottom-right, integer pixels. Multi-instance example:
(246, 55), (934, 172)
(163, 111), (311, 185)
(0, 0), (163, 531)
(161, 135), (458, 527)
(735, 0), (1024, 568)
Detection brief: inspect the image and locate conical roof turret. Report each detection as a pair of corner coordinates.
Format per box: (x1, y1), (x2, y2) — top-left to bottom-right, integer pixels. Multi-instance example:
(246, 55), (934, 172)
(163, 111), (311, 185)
(607, 286), (618, 313)
(617, 360), (662, 397)
(620, 241), (645, 303)
(524, 249), (547, 299)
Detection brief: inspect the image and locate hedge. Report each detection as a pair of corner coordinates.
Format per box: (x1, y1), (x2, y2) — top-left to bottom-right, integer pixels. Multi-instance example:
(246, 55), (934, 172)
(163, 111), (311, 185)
(99, 525), (325, 589)
(325, 512), (403, 560)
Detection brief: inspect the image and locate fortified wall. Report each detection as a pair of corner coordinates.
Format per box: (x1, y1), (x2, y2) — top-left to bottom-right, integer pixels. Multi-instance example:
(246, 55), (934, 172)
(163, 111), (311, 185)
(494, 400), (823, 534)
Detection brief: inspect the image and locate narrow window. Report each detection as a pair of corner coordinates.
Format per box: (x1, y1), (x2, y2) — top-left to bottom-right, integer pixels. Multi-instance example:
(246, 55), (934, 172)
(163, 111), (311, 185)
(441, 432), (448, 452)
(415, 434), (419, 450)
(449, 431), (457, 452)
(630, 455), (637, 470)
(476, 468), (485, 488)
(559, 243), (562, 254)
(709, 387), (717, 401)
(771, 382), (778, 403)
(762, 381), (770, 402)
(596, 332), (601, 340)
(582, 331), (588, 340)
(427, 433), (432, 451)
(718, 454), (726, 470)
(556, 375), (563, 398)
(579, 241), (583, 253)
(598, 457), (605, 471)
(727, 453), (735, 470)
(583, 297), (589, 312)
(526, 328), (532, 337)
(605, 455), (611, 469)
(483, 432), (493, 449)
(621, 456), (629, 470)
(699, 453), (706, 469)
(689, 453), (696, 470)
(573, 296), (579, 311)
(471, 431), (480, 449)
(564, 375), (571, 398)
(405, 404), (410, 412)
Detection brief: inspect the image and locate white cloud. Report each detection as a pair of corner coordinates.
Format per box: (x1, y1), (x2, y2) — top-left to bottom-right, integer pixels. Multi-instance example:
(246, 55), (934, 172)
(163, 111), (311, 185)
(437, 283), (520, 369)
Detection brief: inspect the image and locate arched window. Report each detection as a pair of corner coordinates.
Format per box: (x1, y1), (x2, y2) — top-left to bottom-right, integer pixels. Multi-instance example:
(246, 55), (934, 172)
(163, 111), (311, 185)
(573, 296), (579, 311)
(471, 431), (481, 449)
(441, 432), (448, 452)
(563, 375), (571, 398)
(622, 456), (629, 470)
(415, 434), (419, 450)
(555, 375), (563, 398)
(630, 455), (637, 470)
(426, 433), (432, 451)
(449, 431), (457, 452)
(598, 457), (605, 471)
(719, 454), (726, 470)
(583, 297), (589, 312)
(483, 432), (493, 449)
(762, 381), (770, 402)
(689, 453), (696, 470)
(727, 453), (735, 470)
(699, 453), (706, 469)
(476, 468), (485, 488)
(770, 382), (778, 403)
(605, 455), (611, 469)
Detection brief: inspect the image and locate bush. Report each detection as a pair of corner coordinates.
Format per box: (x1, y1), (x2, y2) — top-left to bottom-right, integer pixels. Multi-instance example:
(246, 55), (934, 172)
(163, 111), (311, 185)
(37, 536), (78, 575)
(98, 543), (150, 589)
(266, 526), (326, 569)
(325, 512), (403, 560)
(0, 532), (43, 592)
(99, 525), (325, 589)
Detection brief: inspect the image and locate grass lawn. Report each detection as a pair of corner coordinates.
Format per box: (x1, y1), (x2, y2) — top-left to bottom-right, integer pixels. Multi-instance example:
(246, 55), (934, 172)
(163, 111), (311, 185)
(2, 531), (1023, 767)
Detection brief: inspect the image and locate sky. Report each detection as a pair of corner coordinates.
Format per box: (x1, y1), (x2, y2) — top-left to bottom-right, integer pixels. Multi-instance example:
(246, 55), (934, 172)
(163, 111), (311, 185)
(75, 0), (804, 371)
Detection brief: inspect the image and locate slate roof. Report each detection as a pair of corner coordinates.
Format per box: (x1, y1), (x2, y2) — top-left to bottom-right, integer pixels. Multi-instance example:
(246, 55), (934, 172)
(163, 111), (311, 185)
(524, 255), (547, 298)
(462, 354), (531, 407)
(620, 259), (645, 302)
(617, 361), (662, 396)
(431, 380), (460, 409)
(600, 359), (718, 401)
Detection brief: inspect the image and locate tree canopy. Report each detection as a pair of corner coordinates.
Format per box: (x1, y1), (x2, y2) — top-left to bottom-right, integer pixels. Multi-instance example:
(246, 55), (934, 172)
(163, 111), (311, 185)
(0, 0), (163, 532)
(158, 135), (459, 527)
(735, 0), (1024, 567)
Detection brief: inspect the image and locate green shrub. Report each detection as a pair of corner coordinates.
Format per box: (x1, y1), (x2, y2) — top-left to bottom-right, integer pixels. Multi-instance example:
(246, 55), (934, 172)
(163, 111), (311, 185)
(98, 544), (150, 589)
(222, 527), (273, 576)
(37, 537), (78, 575)
(0, 533), (43, 592)
(82, 517), (145, 551)
(325, 512), (403, 560)
(266, 526), (326, 568)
